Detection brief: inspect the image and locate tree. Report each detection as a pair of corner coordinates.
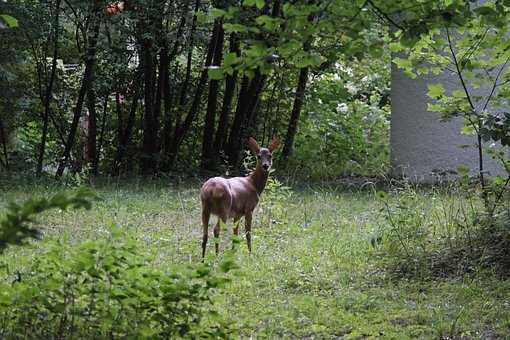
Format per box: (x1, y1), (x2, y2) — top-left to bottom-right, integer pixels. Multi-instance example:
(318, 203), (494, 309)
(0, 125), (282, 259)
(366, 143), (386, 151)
(55, 0), (102, 178)
(36, 0), (61, 176)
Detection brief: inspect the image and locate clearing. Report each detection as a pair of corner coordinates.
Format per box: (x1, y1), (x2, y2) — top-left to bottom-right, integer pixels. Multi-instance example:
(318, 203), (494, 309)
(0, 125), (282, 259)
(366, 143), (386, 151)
(1, 178), (509, 339)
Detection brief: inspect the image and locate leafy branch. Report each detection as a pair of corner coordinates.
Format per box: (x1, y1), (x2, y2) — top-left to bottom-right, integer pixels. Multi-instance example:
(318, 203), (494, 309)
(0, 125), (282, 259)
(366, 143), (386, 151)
(0, 188), (97, 253)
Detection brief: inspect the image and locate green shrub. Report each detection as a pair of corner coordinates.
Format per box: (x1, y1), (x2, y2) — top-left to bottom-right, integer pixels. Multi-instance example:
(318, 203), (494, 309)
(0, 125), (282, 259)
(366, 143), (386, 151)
(259, 176), (293, 227)
(0, 227), (235, 338)
(372, 183), (510, 276)
(0, 188), (96, 254)
(0, 190), (236, 338)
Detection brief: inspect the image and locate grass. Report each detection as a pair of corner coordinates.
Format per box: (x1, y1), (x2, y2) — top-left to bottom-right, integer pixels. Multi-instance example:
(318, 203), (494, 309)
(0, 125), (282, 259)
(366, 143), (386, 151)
(1, 176), (509, 339)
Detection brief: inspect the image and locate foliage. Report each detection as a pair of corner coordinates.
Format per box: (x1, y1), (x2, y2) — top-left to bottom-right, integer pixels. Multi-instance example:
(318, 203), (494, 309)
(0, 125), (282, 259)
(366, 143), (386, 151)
(0, 227), (235, 338)
(0, 14), (19, 28)
(390, 1), (510, 264)
(0, 188), (96, 254)
(288, 55), (391, 178)
(3, 181), (510, 338)
(0, 0), (398, 178)
(376, 179), (510, 278)
(259, 175), (293, 226)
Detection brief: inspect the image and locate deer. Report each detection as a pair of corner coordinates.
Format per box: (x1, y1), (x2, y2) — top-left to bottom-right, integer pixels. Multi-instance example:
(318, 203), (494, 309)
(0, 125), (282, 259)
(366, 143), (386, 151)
(200, 136), (280, 259)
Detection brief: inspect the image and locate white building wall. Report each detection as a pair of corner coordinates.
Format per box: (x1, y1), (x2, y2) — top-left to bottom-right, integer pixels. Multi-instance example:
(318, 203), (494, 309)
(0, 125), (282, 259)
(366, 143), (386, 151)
(390, 62), (503, 182)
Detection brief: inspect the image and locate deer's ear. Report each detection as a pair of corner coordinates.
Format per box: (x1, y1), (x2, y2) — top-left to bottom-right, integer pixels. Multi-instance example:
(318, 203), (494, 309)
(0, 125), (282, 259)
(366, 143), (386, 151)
(268, 137), (280, 152)
(247, 137), (260, 154)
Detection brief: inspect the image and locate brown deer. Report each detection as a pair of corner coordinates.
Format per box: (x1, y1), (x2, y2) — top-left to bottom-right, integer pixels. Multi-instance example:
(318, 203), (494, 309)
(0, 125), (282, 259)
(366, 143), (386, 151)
(200, 136), (280, 259)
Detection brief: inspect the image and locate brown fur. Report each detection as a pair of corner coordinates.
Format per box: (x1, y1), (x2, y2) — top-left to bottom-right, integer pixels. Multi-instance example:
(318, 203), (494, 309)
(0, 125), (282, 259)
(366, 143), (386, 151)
(200, 137), (280, 259)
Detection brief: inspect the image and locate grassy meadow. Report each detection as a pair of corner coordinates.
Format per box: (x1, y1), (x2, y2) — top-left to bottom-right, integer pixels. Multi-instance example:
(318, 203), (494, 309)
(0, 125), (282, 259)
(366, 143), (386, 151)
(1, 176), (509, 339)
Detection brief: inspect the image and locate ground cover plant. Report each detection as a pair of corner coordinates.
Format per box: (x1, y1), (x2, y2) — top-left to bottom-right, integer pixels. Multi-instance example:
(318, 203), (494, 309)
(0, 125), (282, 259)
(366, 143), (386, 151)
(1, 177), (509, 338)
(2, 0), (510, 338)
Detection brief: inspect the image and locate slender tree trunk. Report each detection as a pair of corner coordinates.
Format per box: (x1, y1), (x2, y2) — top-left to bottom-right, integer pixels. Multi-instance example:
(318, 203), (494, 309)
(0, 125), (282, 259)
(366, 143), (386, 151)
(226, 76), (250, 164)
(86, 84), (98, 175)
(172, 0), (200, 141)
(112, 79), (141, 175)
(167, 19), (220, 165)
(140, 35), (158, 175)
(153, 44), (168, 147)
(0, 116), (8, 169)
(160, 6), (188, 160)
(227, 72), (266, 167)
(55, 1), (101, 178)
(37, 0), (61, 176)
(96, 95), (108, 171)
(115, 92), (124, 145)
(161, 64), (176, 159)
(282, 66), (309, 162)
(212, 33), (238, 167)
(225, 0), (281, 168)
(201, 19), (224, 170)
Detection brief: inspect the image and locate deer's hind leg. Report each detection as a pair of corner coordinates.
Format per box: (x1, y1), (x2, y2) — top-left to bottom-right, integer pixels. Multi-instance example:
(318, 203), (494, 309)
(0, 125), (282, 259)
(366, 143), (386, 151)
(214, 213), (228, 255)
(245, 211), (253, 253)
(201, 208), (211, 260)
(232, 217), (241, 250)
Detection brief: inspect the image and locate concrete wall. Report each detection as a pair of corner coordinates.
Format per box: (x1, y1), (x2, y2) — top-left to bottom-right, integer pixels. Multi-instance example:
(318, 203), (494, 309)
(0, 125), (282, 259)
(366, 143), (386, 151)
(390, 62), (503, 182)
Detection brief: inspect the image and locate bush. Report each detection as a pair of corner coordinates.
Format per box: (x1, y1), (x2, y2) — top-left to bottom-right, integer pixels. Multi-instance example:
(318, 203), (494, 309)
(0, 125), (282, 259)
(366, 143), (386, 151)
(259, 176), (293, 227)
(288, 58), (390, 179)
(374, 181), (510, 278)
(0, 190), (236, 338)
(0, 227), (235, 338)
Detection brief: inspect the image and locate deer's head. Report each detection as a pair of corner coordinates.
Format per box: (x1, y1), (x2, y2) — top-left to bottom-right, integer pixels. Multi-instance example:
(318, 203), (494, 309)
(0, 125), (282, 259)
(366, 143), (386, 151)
(247, 137), (280, 173)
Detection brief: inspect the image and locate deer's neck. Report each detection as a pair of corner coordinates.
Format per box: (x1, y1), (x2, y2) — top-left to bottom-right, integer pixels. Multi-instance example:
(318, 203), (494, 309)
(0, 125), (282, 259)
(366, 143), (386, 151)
(249, 164), (269, 195)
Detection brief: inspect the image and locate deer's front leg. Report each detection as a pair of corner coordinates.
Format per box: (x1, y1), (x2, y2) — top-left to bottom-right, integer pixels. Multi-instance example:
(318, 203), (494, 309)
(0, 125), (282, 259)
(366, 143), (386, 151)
(214, 219), (221, 255)
(245, 212), (252, 253)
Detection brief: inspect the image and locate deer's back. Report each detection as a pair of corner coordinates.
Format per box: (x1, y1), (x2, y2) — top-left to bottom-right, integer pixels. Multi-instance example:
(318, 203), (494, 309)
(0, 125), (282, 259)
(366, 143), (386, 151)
(200, 176), (259, 218)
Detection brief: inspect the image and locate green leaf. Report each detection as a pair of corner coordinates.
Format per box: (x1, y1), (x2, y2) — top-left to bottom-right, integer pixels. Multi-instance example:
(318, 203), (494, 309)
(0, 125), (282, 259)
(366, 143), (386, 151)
(461, 125), (475, 135)
(452, 90), (465, 98)
(244, 0), (265, 9)
(0, 14), (18, 28)
(223, 52), (238, 67)
(223, 23), (247, 33)
(210, 8), (226, 18)
(427, 83), (445, 100)
(208, 67), (224, 80)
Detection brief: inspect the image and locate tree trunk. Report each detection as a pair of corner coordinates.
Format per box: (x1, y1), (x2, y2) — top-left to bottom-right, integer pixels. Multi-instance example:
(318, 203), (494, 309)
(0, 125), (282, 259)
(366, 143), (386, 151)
(96, 95), (108, 172)
(225, 0), (281, 168)
(167, 18), (220, 165)
(86, 86), (98, 175)
(201, 19), (224, 170)
(55, 1), (101, 178)
(161, 64), (175, 162)
(115, 92), (124, 146)
(226, 76), (250, 165)
(282, 66), (309, 162)
(160, 5), (188, 160)
(140, 34), (158, 175)
(111, 78), (141, 176)
(212, 33), (238, 167)
(0, 116), (8, 169)
(37, 0), (61, 176)
(172, 0), (200, 139)
(227, 72), (266, 167)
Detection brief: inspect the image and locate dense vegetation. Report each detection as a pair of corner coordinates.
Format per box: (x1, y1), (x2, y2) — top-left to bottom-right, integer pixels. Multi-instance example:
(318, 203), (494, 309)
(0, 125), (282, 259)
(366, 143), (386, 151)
(0, 179), (509, 338)
(2, 0), (510, 338)
(0, 0), (395, 179)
